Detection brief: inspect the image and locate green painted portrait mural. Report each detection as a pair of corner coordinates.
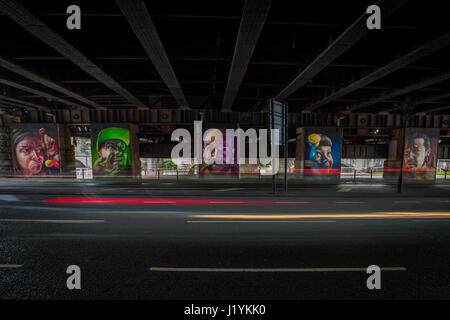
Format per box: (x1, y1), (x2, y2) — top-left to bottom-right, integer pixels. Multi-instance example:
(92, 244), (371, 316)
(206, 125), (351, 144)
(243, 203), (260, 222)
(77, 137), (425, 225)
(91, 124), (131, 177)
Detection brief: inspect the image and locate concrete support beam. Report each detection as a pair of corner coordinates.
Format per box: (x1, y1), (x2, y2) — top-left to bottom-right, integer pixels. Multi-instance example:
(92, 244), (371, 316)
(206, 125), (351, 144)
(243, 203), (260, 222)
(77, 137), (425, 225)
(0, 100), (35, 111)
(116, 0), (189, 110)
(221, 0), (271, 111)
(353, 71), (450, 112)
(0, 95), (50, 111)
(0, 78), (88, 110)
(0, 57), (103, 109)
(0, 0), (147, 109)
(415, 92), (450, 106)
(422, 105), (450, 114)
(274, 0), (407, 101)
(306, 32), (450, 111)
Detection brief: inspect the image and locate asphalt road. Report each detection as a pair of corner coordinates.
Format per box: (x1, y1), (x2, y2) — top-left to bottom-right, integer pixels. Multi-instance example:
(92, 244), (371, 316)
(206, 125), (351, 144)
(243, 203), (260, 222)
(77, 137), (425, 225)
(1, 184), (450, 300)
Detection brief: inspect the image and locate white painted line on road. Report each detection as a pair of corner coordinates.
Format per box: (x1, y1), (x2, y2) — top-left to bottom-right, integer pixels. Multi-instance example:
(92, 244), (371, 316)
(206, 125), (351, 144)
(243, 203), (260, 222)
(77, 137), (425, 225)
(212, 188), (244, 192)
(0, 205), (217, 215)
(187, 220), (336, 224)
(274, 201), (311, 204)
(412, 219), (450, 222)
(394, 201), (421, 204)
(188, 212), (450, 220)
(209, 201), (244, 204)
(144, 201), (176, 204)
(339, 184), (389, 187)
(335, 201), (365, 204)
(0, 264), (22, 268)
(150, 266), (407, 273)
(0, 219), (104, 224)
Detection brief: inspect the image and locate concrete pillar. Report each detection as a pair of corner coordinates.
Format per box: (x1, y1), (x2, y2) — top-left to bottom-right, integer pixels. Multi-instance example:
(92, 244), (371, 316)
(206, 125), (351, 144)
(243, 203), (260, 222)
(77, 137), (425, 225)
(0, 115), (13, 176)
(383, 128), (403, 182)
(58, 124), (75, 176)
(294, 127), (305, 180)
(130, 123), (141, 179)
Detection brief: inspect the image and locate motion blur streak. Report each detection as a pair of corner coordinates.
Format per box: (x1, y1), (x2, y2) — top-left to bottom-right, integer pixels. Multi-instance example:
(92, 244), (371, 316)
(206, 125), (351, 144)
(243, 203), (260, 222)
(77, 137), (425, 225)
(42, 197), (318, 205)
(188, 212), (450, 220)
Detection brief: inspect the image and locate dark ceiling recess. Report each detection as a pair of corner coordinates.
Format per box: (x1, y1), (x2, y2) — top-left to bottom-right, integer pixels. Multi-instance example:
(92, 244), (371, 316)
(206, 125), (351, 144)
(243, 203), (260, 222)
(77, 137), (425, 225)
(0, 0), (448, 114)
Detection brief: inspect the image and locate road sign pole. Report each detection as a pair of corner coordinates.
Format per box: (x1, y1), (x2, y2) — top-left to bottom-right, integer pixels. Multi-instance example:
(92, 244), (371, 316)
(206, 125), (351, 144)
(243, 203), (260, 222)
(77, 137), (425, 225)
(284, 103), (288, 192)
(398, 119), (407, 193)
(269, 99), (288, 194)
(270, 100), (276, 194)
(398, 99), (414, 193)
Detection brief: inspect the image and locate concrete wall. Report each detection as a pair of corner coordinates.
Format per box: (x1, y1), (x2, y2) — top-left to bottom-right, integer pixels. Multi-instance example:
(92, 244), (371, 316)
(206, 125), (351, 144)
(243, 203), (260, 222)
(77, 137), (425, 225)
(20, 109), (450, 129)
(0, 115), (12, 176)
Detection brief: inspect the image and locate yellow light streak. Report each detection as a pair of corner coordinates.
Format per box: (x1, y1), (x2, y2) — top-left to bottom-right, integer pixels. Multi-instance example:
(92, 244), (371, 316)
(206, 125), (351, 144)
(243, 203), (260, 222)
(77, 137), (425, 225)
(187, 212), (450, 220)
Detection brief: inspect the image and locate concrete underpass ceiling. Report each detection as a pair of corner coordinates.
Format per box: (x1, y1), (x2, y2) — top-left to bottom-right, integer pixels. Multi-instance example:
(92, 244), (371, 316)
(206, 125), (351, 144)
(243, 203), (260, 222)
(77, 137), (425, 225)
(0, 0), (449, 114)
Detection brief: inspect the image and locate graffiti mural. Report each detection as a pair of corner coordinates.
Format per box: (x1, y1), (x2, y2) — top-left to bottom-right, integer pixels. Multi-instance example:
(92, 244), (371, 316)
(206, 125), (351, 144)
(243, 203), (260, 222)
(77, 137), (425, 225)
(91, 124), (131, 177)
(11, 123), (60, 176)
(304, 127), (341, 176)
(403, 128), (438, 181)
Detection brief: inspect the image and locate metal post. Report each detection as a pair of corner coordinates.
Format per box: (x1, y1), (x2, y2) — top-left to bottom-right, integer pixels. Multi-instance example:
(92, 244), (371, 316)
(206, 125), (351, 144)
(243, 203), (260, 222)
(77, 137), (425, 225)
(370, 169), (373, 180)
(284, 103), (288, 192)
(354, 169), (356, 182)
(398, 118), (407, 193)
(270, 100), (276, 194)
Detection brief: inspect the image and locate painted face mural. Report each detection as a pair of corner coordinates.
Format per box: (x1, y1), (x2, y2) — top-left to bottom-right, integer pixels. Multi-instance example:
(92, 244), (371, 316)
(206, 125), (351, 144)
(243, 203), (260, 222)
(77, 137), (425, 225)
(15, 136), (44, 175)
(303, 127), (341, 180)
(405, 135), (431, 169)
(307, 133), (334, 169)
(11, 124), (60, 176)
(92, 126), (131, 176)
(199, 129), (238, 178)
(403, 128), (438, 180)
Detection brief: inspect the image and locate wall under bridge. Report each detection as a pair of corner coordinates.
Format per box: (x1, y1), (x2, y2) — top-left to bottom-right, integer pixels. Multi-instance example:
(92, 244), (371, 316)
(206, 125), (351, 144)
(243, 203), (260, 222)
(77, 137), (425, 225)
(2, 109), (450, 182)
(19, 109), (450, 130)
